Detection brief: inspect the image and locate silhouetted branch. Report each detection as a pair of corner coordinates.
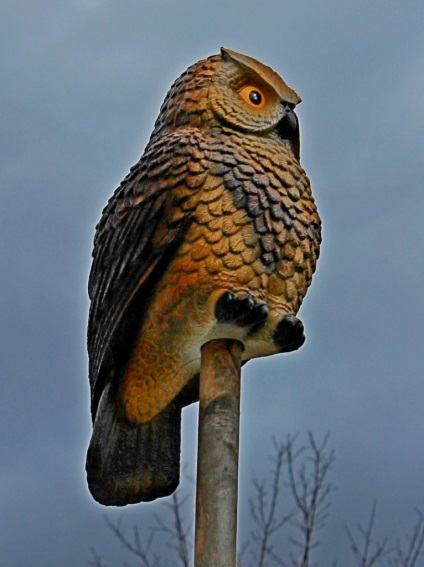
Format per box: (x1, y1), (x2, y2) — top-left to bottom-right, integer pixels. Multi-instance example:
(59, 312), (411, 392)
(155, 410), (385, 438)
(390, 508), (424, 567)
(90, 432), (423, 567)
(287, 431), (335, 567)
(95, 484), (192, 567)
(345, 500), (391, 566)
(89, 547), (109, 567)
(249, 437), (294, 567)
(153, 490), (192, 567)
(104, 516), (162, 567)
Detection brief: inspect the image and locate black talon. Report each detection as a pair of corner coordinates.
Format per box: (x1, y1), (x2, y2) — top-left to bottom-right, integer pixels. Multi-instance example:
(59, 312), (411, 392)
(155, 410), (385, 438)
(273, 314), (305, 352)
(215, 291), (268, 331)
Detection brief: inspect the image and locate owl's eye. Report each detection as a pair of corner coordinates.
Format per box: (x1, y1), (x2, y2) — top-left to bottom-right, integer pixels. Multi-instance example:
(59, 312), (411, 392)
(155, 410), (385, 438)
(239, 86), (266, 109)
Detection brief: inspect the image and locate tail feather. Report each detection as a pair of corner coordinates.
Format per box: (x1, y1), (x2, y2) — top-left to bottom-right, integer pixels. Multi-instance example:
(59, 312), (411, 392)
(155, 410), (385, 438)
(86, 382), (181, 506)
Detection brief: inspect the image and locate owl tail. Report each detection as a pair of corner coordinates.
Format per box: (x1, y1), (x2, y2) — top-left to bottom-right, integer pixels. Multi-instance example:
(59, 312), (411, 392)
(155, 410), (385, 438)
(86, 382), (181, 506)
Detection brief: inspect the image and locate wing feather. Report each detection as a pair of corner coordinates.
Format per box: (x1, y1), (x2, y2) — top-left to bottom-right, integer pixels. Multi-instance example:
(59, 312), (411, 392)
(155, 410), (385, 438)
(88, 128), (210, 418)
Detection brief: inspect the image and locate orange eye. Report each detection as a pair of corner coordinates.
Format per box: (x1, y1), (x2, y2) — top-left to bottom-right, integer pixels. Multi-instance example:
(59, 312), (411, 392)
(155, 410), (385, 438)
(239, 86), (266, 109)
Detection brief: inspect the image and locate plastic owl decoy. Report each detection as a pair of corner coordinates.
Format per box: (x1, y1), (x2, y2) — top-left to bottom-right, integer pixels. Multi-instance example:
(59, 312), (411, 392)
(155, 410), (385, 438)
(86, 48), (321, 506)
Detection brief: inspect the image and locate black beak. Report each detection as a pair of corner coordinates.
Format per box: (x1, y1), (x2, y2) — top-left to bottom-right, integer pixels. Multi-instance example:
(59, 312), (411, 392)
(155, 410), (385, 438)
(276, 102), (298, 143)
(276, 102), (300, 160)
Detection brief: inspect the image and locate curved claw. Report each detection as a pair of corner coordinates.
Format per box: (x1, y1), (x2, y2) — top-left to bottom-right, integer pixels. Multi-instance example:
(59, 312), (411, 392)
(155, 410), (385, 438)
(273, 314), (305, 353)
(215, 291), (268, 332)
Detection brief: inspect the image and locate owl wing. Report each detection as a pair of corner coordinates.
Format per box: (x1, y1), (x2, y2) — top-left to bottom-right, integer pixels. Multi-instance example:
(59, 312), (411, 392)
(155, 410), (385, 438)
(88, 128), (209, 419)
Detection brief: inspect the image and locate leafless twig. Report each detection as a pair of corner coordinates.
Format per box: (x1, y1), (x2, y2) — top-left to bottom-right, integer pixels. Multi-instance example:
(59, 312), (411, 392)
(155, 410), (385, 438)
(345, 500), (391, 566)
(287, 431), (335, 567)
(389, 508), (424, 567)
(103, 515), (163, 567)
(153, 490), (192, 567)
(249, 437), (295, 567)
(89, 547), (109, 567)
(90, 433), (424, 567)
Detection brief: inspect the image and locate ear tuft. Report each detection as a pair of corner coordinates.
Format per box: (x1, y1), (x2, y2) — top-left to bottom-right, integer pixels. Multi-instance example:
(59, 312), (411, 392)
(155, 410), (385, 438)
(220, 47), (231, 62)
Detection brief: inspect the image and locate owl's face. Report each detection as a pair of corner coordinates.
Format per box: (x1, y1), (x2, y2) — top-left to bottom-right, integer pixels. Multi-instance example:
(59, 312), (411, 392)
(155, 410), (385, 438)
(153, 47), (302, 161)
(209, 47), (301, 160)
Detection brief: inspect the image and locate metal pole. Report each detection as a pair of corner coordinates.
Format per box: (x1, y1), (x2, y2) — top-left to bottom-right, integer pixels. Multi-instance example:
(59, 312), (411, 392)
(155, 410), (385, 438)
(194, 338), (244, 567)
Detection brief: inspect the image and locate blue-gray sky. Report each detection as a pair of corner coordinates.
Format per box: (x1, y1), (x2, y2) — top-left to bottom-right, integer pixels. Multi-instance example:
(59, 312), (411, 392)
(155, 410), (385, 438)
(1, 1), (423, 565)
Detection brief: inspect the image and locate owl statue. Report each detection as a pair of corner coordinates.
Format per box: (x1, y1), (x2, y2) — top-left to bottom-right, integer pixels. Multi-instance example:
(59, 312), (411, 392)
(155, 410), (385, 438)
(86, 47), (321, 506)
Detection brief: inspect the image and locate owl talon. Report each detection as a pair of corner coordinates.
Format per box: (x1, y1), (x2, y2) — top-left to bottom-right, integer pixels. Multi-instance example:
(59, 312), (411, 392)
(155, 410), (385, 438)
(273, 314), (305, 352)
(215, 291), (268, 332)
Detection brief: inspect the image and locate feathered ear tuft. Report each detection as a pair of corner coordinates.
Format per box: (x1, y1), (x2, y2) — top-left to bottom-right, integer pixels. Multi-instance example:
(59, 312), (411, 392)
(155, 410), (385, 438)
(220, 47), (231, 62)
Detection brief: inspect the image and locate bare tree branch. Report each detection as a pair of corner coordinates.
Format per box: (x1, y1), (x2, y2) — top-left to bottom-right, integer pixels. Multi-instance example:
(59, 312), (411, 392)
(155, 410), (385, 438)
(286, 431), (335, 567)
(89, 547), (109, 567)
(154, 491), (192, 567)
(90, 433), (423, 567)
(248, 437), (294, 567)
(97, 473), (193, 567)
(103, 516), (162, 567)
(390, 508), (424, 567)
(345, 500), (391, 567)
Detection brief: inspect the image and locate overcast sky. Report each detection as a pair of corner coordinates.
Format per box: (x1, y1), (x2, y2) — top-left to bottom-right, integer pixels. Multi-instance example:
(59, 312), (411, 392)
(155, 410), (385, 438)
(1, 1), (424, 565)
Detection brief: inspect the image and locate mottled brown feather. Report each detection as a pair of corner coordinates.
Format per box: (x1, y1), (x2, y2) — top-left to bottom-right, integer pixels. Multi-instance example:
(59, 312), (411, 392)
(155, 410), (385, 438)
(88, 129), (210, 418)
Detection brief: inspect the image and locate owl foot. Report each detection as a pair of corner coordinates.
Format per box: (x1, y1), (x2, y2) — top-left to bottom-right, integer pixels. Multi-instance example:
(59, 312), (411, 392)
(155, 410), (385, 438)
(273, 314), (305, 352)
(215, 291), (268, 333)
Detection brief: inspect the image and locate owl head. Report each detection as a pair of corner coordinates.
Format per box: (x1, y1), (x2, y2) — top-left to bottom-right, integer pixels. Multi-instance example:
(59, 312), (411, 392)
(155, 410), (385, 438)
(152, 47), (302, 160)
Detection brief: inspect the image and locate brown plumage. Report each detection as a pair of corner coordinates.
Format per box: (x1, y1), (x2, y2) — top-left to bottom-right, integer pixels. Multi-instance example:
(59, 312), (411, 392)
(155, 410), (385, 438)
(86, 47), (321, 506)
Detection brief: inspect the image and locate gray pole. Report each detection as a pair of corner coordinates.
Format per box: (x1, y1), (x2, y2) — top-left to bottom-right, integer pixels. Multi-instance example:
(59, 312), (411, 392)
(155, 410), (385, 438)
(194, 338), (243, 567)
